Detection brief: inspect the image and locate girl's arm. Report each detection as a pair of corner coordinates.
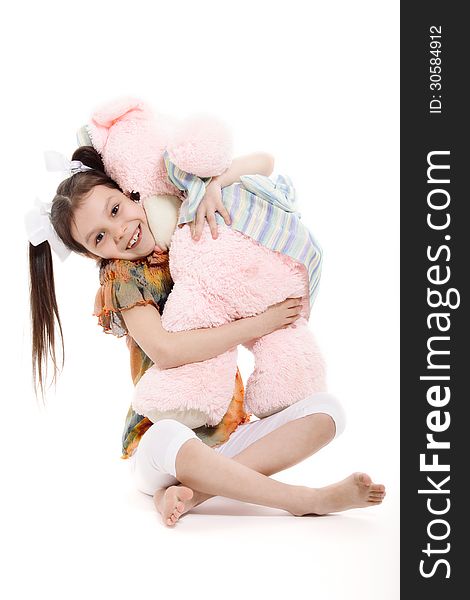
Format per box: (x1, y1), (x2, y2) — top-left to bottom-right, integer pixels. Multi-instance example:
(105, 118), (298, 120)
(191, 152), (275, 239)
(121, 297), (300, 370)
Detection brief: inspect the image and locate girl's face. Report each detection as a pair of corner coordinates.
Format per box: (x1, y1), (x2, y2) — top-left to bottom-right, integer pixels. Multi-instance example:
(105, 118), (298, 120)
(71, 185), (157, 260)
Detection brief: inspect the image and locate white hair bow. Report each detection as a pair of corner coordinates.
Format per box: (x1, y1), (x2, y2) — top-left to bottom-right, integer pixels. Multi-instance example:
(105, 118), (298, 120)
(24, 198), (71, 262)
(24, 151), (92, 261)
(44, 150), (93, 176)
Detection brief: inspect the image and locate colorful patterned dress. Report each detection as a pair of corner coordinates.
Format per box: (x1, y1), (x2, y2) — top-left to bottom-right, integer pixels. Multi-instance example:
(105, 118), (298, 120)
(93, 250), (250, 459)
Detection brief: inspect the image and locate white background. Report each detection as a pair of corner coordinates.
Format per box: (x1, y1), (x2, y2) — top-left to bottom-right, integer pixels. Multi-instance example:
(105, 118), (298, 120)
(1, 1), (399, 599)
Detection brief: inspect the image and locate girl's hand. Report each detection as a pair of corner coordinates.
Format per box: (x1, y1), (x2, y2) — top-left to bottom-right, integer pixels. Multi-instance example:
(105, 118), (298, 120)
(191, 180), (231, 240)
(252, 297), (303, 339)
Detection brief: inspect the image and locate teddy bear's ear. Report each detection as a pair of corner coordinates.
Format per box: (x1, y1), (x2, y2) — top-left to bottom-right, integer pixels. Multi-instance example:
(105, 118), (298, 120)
(87, 97), (148, 153)
(92, 97), (146, 127)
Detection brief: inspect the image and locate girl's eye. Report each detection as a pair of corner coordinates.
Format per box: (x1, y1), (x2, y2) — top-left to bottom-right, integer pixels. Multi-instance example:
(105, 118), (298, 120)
(111, 204), (119, 216)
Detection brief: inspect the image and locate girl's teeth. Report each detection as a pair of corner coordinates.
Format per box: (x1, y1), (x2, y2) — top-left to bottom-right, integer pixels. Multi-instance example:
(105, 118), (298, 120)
(128, 227), (140, 248)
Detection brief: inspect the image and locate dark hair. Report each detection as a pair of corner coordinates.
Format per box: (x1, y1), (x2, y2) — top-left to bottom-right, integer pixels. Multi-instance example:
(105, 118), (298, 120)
(29, 146), (121, 398)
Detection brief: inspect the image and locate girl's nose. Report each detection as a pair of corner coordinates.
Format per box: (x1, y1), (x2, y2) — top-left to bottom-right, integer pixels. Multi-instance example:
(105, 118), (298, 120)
(113, 224), (127, 244)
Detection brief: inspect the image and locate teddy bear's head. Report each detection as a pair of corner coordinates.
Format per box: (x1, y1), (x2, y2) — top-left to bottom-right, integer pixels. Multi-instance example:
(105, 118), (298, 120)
(84, 97), (177, 200)
(83, 97), (233, 198)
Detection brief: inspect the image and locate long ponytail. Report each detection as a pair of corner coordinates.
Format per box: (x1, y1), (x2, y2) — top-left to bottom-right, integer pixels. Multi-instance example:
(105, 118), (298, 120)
(29, 240), (64, 397)
(28, 145), (121, 397)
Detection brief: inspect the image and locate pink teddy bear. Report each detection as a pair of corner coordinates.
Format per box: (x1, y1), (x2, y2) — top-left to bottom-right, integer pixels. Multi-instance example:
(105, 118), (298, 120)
(80, 97), (327, 429)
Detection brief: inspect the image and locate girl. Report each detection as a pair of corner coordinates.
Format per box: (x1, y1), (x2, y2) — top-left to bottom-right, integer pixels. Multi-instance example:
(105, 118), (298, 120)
(27, 146), (385, 527)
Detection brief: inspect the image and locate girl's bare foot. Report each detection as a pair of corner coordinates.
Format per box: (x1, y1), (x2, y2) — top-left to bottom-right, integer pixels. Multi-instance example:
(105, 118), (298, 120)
(153, 485), (195, 526)
(292, 472), (386, 516)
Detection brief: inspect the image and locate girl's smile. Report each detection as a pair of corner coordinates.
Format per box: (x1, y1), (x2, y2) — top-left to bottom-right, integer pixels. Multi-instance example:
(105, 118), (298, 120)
(71, 185), (156, 260)
(127, 224), (142, 249)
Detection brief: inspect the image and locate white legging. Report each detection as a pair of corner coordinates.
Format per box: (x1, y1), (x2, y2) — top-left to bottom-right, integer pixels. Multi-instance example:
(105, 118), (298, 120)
(130, 392), (346, 496)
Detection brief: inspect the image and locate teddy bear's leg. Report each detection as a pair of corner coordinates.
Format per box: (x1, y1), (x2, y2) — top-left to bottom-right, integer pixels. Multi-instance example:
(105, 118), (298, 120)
(133, 348), (239, 428)
(243, 318), (327, 419)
